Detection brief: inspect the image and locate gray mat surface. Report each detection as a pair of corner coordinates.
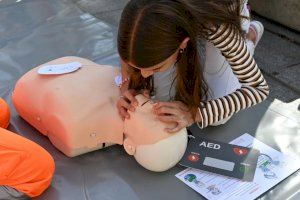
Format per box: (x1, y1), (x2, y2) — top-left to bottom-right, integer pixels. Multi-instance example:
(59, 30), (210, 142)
(0, 0), (299, 199)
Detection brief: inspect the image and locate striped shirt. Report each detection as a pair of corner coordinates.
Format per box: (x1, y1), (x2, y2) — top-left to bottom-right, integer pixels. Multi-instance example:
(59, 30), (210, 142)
(197, 23), (269, 128)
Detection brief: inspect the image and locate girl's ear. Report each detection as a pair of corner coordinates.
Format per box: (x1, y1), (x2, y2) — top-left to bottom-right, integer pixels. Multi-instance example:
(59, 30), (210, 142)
(180, 37), (190, 49)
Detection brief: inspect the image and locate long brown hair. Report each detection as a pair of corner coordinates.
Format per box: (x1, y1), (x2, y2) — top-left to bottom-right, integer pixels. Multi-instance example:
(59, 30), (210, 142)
(118, 0), (244, 118)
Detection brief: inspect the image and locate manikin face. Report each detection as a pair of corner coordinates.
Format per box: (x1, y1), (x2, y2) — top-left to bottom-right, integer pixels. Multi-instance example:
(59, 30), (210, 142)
(123, 95), (188, 172)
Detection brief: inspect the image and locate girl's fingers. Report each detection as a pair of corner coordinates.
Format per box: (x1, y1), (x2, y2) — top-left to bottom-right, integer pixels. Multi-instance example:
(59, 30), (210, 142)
(156, 115), (183, 133)
(155, 106), (178, 116)
(153, 102), (176, 109)
(156, 115), (178, 123)
(119, 98), (135, 112)
(174, 101), (190, 111)
(165, 124), (183, 133)
(119, 107), (130, 120)
(154, 101), (188, 110)
(124, 90), (138, 106)
(119, 110), (125, 121)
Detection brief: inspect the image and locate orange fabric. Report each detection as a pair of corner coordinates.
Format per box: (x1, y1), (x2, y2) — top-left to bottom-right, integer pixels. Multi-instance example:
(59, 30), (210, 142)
(0, 127), (55, 197)
(0, 98), (10, 129)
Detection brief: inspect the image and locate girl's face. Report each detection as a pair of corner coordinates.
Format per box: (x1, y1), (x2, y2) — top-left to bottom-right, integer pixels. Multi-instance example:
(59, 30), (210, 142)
(128, 48), (179, 78)
(126, 37), (189, 78)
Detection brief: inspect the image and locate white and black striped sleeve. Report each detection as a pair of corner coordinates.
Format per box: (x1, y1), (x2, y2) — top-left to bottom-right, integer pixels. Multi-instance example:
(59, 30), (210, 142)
(198, 23), (269, 128)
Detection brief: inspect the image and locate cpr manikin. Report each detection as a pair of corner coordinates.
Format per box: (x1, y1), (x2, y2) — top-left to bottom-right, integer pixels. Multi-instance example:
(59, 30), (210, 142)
(12, 57), (187, 172)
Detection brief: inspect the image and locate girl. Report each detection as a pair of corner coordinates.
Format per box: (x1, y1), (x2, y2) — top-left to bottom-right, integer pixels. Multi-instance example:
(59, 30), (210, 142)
(117, 0), (269, 132)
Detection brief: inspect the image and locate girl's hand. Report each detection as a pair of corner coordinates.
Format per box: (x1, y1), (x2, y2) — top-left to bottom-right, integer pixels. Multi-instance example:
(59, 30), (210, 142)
(117, 89), (138, 121)
(117, 89), (150, 121)
(153, 101), (194, 133)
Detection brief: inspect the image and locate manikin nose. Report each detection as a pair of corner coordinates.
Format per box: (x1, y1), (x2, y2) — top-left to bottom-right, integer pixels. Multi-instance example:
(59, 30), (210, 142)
(141, 70), (153, 78)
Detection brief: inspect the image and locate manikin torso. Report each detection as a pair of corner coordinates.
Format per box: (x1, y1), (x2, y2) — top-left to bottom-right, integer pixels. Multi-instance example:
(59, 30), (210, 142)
(12, 56), (187, 172)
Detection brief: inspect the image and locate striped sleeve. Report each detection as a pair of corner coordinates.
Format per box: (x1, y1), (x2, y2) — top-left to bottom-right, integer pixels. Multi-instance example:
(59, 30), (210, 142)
(198, 23), (269, 128)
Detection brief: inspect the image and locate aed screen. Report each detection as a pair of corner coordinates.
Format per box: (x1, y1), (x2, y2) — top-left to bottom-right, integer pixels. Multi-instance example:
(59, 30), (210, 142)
(203, 157), (235, 171)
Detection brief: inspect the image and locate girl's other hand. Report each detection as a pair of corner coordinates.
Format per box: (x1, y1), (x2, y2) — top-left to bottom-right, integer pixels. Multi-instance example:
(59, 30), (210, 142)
(153, 101), (194, 133)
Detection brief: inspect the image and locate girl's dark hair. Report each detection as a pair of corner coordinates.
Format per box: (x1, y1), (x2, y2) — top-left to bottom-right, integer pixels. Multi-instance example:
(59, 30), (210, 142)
(118, 0), (244, 118)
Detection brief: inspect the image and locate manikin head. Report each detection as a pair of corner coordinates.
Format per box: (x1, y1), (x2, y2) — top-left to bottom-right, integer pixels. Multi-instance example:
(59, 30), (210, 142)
(124, 95), (188, 172)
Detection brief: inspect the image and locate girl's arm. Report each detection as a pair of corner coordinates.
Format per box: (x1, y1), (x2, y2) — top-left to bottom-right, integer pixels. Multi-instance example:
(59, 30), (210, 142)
(198, 23), (269, 128)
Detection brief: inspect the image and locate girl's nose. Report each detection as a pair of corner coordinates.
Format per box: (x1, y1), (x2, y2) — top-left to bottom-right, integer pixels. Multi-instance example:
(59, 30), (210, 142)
(141, 70), (153, 78)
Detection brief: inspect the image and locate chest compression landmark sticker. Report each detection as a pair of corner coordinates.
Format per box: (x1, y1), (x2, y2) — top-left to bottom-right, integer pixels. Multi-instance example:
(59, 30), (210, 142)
(38, 62), (82, 75)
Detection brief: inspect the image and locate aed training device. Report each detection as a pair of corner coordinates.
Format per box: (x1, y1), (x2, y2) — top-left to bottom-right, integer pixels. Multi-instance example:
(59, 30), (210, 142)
(179, 136), (260, 181)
